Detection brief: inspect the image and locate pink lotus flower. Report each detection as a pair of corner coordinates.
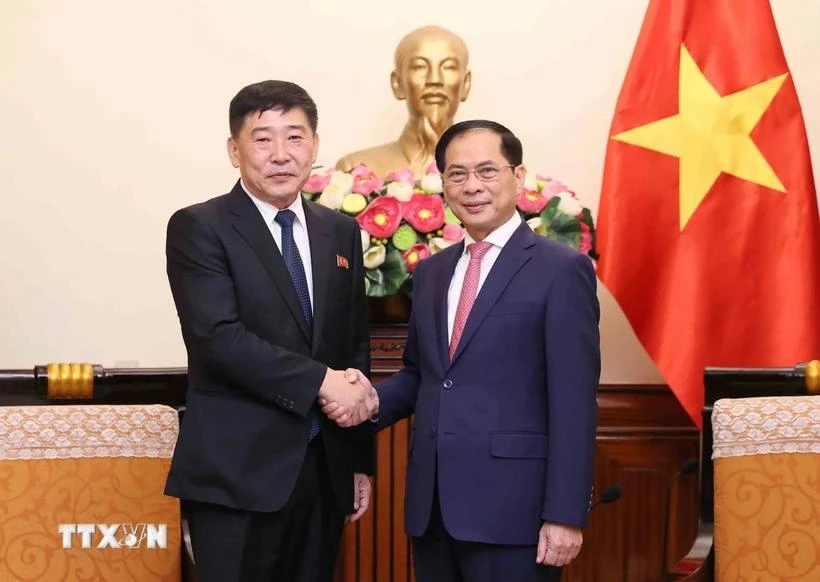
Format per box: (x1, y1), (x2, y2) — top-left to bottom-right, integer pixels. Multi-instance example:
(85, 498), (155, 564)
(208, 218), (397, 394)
(350, 165), (384, 195)
(516, 189), (549, 213)
(356, 196), (402, 239)
(402, 193), (445, 233)
(443, 223), (464, 242)
(303, 169), (333, 194)
(402, 243), (430, 272)
(425, 161), (439, 175)
(386, 168), (414, 184)
(542, 179), (568, 198)
(580, 222), (592, 254)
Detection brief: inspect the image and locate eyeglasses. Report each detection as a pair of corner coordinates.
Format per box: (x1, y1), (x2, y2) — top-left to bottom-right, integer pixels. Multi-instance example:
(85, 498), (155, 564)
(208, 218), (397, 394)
(441, 165), (515, 185)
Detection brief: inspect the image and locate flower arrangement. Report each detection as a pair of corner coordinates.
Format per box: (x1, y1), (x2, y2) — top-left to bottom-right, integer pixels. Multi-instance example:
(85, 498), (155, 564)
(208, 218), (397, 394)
(302, 163), (597, 297)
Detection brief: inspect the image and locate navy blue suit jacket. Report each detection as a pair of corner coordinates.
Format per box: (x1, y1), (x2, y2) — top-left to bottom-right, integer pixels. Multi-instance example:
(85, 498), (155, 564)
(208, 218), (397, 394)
(377, 221), (600, 545)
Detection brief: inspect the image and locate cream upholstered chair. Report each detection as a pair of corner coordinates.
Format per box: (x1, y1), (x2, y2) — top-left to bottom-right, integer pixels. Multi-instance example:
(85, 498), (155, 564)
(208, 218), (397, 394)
(0, 404), (182, 581)
(711, 395), (820, 581)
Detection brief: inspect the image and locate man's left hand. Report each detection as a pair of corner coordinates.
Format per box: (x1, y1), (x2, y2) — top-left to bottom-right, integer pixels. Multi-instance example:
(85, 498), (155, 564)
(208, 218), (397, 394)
(536, 522), (582, 567)
(346, 473), (372, 523)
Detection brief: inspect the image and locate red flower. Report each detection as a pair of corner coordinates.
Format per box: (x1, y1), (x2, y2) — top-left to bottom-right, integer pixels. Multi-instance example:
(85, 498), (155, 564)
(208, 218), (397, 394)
(516, 189), (549, 213)
(402, 243), (430, 272)
(356, 196), (402, 238)
(402, 193), (445, 233)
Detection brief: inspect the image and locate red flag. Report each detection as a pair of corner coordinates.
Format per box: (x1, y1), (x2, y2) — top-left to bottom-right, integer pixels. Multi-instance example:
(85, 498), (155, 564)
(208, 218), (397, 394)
(596, 0), (820, 427)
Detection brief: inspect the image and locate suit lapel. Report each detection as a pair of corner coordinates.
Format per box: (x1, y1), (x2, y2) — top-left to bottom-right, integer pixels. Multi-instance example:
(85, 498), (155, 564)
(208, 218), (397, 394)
(226, 184), (311, 343)
(434, 243), (464, 372)
(450, 223), (534, 364)
(303, 200), (334, 356)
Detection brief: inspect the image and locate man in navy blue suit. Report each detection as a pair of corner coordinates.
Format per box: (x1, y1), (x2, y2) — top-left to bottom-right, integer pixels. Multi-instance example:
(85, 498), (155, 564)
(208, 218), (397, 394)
(325, 119), (600, 581)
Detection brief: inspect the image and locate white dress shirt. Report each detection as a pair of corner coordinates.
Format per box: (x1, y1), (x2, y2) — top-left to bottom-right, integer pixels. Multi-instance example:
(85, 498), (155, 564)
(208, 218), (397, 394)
(447, 212), (523, 342)
(242, 181), (314, 310)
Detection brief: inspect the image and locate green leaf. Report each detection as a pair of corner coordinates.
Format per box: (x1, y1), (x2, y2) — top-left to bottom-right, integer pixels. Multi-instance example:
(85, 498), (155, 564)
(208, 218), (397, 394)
(541, 196), (560, 222)
(540, 205), (582, 251)
(548, 210), (582, 236)
(579, 207), (594, 227)
(546, 228), (581, 249)
(365, 268), (384, 286)
(365, 249), (409, 297)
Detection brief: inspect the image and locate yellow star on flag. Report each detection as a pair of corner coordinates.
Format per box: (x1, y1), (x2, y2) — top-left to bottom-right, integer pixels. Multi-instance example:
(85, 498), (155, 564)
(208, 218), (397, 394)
(612, 45), (788, 229)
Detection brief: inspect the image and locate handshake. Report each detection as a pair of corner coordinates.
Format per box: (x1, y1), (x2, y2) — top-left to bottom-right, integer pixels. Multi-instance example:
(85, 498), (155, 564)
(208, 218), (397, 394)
(317, 368), (378, 428)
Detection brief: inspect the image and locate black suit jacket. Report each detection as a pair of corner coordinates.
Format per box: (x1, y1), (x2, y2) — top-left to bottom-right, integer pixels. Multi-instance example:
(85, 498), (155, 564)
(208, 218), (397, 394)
(164, 181), (372, 514)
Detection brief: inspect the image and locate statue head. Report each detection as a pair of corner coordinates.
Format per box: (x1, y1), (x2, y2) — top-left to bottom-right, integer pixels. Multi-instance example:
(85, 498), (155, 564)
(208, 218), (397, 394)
(390, 25), (472, 137)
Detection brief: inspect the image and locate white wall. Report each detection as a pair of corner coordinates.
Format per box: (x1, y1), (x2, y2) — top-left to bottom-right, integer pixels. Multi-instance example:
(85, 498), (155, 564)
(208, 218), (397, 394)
(1, 0), (818, 382)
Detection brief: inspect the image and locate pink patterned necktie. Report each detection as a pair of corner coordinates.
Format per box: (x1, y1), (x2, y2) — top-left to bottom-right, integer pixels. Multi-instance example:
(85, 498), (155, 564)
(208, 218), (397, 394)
(449, 241), (493, 361)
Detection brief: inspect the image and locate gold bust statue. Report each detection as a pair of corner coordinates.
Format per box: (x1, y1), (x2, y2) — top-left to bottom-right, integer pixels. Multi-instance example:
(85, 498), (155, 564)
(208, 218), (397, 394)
(336, 25), (472, 179)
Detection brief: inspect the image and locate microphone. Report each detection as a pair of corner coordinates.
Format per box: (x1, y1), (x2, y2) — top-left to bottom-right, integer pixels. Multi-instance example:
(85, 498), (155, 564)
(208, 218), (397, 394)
(590, 483), (623, 510)
(677, 458), (699, 477)
(660, 458), (699, 581)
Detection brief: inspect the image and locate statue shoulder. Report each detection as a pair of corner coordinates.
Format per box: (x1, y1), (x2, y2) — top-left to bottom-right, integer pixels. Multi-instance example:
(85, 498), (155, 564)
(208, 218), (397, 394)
(335, 141), (404, 174)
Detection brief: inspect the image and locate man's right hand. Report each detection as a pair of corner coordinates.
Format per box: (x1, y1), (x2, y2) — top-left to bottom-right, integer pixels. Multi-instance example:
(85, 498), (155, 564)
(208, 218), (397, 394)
(317, 369), (377, 427)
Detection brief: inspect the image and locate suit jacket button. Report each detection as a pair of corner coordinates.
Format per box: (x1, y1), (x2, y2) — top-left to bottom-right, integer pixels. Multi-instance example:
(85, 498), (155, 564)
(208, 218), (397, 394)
(442, 379), (453, 389)
(430, 428), (437, 438)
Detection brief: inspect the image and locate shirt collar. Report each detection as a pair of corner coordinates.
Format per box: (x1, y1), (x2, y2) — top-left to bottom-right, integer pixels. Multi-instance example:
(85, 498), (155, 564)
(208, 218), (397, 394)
(461, 211), (523, 255)
(241, 179), (308, 228)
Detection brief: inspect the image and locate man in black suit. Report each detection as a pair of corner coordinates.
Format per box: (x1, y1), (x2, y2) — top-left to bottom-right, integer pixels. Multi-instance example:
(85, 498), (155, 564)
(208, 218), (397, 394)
(164, 80), (378, 582)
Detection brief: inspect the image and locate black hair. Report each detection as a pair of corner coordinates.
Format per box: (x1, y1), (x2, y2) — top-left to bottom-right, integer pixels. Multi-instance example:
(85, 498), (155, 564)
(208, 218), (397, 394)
(229, 80), (318, 137)
(434, 119), (523, 170)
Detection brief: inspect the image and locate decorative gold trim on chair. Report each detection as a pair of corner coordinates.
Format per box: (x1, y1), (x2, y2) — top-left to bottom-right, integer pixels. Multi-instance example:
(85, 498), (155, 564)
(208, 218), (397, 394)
(47, 362), (94, 399)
